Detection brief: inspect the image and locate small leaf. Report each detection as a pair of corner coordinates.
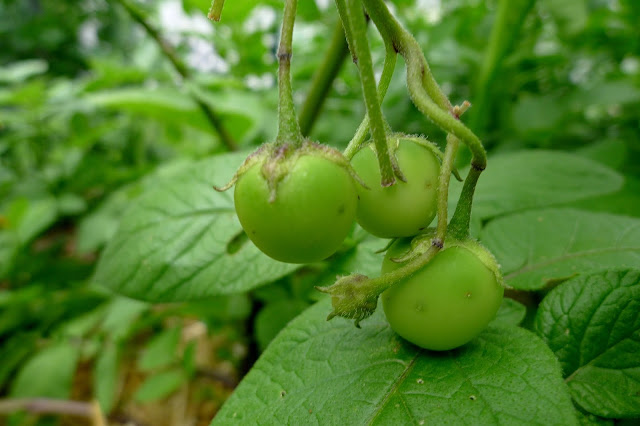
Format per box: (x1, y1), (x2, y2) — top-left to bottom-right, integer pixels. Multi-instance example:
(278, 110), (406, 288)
(134, 369), (186, 403)
(212, 300), (577, 425)
(489, 298), (527, 327)
(0, 59), (48, 83)
(138, 327), (181, 372)
(10, 342), (79, 399)
(94, 343), (120, 414)
(93, 152), (299, 302)
(535, 270), (640, 418)
(481, 209), (640, 290)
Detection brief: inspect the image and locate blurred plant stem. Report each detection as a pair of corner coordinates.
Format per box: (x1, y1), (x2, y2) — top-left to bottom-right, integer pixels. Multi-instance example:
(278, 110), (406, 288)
(298, 20), (350, 137)
(0, 398), (106, 425)
(114, 0), (237, 151)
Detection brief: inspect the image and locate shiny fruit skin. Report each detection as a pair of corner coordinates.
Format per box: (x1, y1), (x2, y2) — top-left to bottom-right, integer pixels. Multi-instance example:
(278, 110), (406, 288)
(381, 239), (504, 351)
(351, 138), (440, 238)
(234, 155), (357, 264)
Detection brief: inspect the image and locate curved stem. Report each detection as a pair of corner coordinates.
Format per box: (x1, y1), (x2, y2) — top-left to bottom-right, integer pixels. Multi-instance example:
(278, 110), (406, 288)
(207, 0), (225, 21)
(114, 0), (237, 151)
(298, 20), (350, 136)
(344, 40), (397, 159)
(364, 244), (440, 297)
(275, 0), (304, 146)
(337, 0), (395, 186)
(361, 0), (486, 170)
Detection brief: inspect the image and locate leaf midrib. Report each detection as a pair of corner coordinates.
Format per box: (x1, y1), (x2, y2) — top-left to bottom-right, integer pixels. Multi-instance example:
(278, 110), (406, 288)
(365, 351), (420, 425)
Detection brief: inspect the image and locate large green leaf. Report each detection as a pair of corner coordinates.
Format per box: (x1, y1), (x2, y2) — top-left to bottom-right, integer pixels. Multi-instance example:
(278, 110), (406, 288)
(535, 270), (640, 418)
(93, 152), (298, 302)
(212, 299), (577, 425)
(481, 209), (640, 290)
(86, 87), (261, 142)
(449, 151), (623, 221)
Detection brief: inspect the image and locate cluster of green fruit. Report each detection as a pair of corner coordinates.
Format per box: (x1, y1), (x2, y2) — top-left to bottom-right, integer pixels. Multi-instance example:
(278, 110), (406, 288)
(227, 135), (504, 351)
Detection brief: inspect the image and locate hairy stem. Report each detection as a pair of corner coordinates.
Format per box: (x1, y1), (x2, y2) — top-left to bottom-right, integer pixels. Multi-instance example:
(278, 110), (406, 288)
(207, 0), (225, 21)
(115, 0), (237, 151)
(298, 20), (350, 136)
(344, 40), (397, 159)
(275, 0), (304, 146)
(435, 134), (460, 241)
(337, 0), (395, 186)
(361, 0), (486, 170)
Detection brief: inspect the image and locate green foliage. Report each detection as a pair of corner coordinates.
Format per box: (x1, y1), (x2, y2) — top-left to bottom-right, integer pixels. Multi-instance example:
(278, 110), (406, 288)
(1, 0), (639, 424)
(482, 209), (640, 290)
(213, 300), (577, 425)
(536, 270), (640, 418)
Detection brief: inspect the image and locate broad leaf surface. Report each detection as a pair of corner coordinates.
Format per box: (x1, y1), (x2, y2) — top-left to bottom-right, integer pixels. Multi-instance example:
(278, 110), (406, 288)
(489, 298), (527, 328)
(449, 151), (623, 221)
(93, 152), (298, 302)
(10, 342), (79, 399)
(213, 299), (577, 425)
(535, 270), (640, 418)
(481, 209), (640, 290)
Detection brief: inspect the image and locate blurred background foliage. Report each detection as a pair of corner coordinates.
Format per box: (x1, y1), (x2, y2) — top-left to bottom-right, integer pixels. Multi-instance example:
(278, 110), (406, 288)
(1, 0), (639, 424)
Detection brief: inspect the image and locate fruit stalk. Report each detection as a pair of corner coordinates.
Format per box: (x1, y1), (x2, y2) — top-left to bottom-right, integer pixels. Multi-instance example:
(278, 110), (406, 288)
(275, 0), (304, 146)
(336, 0), (395, 186)
(343, 38), (397, 160)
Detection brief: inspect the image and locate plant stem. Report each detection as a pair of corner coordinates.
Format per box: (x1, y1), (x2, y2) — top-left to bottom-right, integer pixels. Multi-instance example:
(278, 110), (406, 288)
(344, 40), (397, 159)
(298, 20), (350, 136)
(365, 244), (440, 296)
(435, 134), (460, 242)
(338, 0), (395, 186)
(275, 0), (304, 146)
(361, 0), (486, 170)
(0, 398), (106, 425)
(114, 0), (237, 151)
(468, 0), (535, 135)
(207, 0), (225, 21)
(334, 0), (357, 63)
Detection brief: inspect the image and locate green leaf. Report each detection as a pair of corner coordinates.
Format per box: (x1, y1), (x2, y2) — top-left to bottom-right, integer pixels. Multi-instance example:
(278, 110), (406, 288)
(0, 333), (38, 389)
(138, 327), (181, 372)
(99, 296), (150, 341)
(93, 152), (299, 302)
(535, 270), (640, 418)
(449, 151), (623, 221)
(511, 94), (566, 133)
(569, 177), (640, 218)
(4, 196), (58, 244)
(481, 209), (640, 290)
(134, 369), (186, 403)
(254, 299), (309, 352)
(87, 87), (261, 143)
(10, 342), (79, 399)
(94, 343), (120, 414)
(489, 298), (527, 327)
(0, 59), (48, 83)
(86, 87), (211, 131)
(543, 0), (588, 36)
(213, 300), (577, 425)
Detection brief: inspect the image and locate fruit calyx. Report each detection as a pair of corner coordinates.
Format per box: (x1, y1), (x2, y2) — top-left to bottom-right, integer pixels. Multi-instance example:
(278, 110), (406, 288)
(390, 232), (505, 289)
(214, 140), (367, 201)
